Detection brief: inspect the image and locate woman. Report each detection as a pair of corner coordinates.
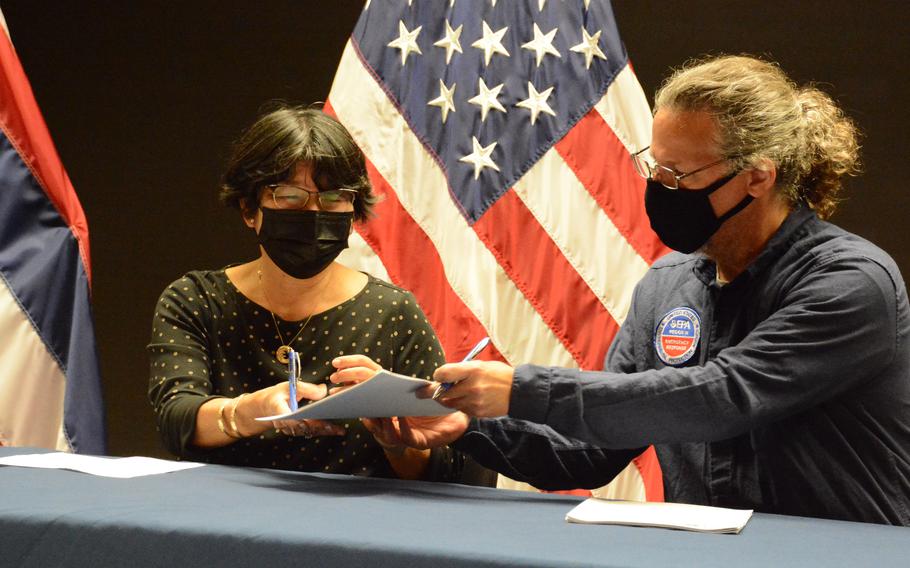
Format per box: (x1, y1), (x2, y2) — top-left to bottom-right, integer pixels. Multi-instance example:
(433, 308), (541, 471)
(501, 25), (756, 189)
(148, 105), (460, 481)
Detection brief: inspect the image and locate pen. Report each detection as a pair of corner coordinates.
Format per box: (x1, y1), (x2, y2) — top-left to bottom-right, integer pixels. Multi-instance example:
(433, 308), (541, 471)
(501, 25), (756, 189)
(288, 349), (299, 412)
(432, 336), (491, 400)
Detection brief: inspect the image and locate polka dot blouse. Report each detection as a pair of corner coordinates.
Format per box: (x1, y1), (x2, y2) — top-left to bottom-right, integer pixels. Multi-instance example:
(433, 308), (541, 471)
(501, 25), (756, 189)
(148, 269), (454, 479)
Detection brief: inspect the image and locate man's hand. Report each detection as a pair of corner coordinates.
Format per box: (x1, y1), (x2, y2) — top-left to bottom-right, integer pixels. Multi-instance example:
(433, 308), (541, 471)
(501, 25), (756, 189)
(428, 361), (515, 417)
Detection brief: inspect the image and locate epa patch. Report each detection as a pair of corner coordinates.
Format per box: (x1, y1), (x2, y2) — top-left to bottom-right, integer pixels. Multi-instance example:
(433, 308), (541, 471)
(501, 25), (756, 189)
(654, 307), (701, 366)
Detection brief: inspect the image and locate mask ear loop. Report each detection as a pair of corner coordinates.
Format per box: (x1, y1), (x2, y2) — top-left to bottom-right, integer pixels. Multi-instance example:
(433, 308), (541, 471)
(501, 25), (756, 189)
(717, 194), (755, 223)
(697, 170), (740, 195)
(697, 169), (754, 223)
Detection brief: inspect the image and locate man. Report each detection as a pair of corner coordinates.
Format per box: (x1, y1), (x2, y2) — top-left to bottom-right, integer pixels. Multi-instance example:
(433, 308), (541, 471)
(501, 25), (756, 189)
(350, 55), (910, 525)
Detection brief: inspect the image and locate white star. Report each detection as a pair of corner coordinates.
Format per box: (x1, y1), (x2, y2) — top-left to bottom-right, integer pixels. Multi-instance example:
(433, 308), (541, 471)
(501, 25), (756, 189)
(521, 23), (561, 67)
(428, 80), (457, 124)
(467, 78), (506, 122)
(433, 20), (463, 64)
(460, 137), (501, 180)
(388, 21), (422, 65)
(516, 82), (556, 125)
(471, 21), (510, 66)
(570, 28), (607, 69)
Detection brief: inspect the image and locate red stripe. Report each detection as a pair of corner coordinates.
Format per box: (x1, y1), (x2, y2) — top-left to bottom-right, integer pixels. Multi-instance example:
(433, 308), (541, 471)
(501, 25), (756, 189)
(555, 108), (670, 265)
(0, 28), (92, 284)
(556, 109), (667, 499)
(327, 99), (504, 362)
(360, 160), (507, 362)
(547, 488), (593, 497)
(634, 446), (665, 502)
(473, 189), (619, 371)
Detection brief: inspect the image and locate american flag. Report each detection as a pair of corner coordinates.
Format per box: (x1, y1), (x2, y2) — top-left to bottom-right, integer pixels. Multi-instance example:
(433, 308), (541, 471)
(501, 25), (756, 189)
(0, 10), (106, 454)
(329, 0), (665, 499)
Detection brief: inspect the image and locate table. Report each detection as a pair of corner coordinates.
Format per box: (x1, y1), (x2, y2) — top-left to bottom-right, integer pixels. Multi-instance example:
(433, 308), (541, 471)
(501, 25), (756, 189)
(1, 447), (907, 567)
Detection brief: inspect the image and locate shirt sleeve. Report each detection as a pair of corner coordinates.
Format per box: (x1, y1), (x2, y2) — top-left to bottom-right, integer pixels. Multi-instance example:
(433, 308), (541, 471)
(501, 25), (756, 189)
(452, 418), (644, 490)
(509, 256), (900, 448)
(445, 282), (649, 488)
(147, 277), (220, 457)
(604, 284), (643, 374)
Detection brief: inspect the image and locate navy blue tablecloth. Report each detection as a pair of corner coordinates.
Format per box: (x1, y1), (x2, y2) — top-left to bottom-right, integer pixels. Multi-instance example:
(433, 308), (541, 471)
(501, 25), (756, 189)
(1, 447), (908, 567)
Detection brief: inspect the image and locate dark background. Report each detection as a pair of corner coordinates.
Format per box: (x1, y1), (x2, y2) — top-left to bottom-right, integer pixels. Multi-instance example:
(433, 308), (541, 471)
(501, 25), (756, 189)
(2, 1), (906, 458)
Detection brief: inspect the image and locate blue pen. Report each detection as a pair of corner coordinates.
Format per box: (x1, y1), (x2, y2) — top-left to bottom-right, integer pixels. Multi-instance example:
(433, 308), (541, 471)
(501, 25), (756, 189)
(288, 349), (299, 412)
(432, 336), (491, 400)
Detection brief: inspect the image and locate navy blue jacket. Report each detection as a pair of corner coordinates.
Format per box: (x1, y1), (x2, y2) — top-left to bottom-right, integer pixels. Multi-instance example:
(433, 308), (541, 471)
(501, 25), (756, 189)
(455, 208), (910, 525)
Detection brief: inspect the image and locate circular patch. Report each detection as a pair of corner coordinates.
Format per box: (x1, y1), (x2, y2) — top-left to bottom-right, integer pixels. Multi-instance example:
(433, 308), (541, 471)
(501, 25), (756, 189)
(654, 307), (701, 366)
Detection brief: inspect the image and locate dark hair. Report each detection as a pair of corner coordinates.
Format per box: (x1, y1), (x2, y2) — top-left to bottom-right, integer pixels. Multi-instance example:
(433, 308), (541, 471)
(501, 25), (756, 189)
(220, 104), (375, 222)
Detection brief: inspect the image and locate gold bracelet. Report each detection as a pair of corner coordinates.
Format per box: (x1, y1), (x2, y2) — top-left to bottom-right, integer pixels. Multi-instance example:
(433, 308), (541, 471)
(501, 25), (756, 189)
(228, 393), (250, 438)
(217, 398), (240, 439)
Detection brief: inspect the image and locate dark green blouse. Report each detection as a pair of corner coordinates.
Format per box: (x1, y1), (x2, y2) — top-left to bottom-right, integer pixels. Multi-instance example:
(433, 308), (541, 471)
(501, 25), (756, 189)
(148, 269), (458, 479)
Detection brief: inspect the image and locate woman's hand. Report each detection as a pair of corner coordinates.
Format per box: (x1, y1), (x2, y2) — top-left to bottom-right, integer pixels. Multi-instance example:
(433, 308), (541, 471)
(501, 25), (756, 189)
(239, 380), (344, 439)
(428, 361), (515, 417)
(361, 415), (469, 481)
(360, 416), (408, 453)
(194, 378), (344, 448)
(361, 413), (471, 450)
(331, 354), (416, 453)
(329, 354), (382, 392)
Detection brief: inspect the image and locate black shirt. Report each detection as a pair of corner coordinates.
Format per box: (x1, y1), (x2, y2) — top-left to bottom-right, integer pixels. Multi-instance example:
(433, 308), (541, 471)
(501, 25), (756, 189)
(148, 270), (459, 479)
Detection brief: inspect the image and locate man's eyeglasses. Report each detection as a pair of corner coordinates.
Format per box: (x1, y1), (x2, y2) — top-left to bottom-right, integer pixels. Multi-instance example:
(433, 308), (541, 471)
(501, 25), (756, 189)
(266, 184), (358, 212)
(631, 146), (734, 190)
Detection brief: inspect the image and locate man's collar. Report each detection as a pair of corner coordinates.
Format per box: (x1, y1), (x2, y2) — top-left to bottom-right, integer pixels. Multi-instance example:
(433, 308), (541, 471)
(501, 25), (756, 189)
(694, 206), (816, 286)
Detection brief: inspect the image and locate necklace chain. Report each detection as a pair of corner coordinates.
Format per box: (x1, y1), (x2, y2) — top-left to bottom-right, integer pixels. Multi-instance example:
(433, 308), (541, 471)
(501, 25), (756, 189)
(258, 268), (313, 363)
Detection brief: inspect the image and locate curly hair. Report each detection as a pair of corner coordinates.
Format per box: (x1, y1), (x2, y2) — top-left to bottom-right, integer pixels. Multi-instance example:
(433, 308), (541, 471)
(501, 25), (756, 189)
(220, 104), (376, 222)
(654, 55), (861, 219)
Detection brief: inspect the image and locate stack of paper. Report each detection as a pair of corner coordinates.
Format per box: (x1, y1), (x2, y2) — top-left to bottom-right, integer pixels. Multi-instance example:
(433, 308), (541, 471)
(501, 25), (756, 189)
(566, 498), (753, 534)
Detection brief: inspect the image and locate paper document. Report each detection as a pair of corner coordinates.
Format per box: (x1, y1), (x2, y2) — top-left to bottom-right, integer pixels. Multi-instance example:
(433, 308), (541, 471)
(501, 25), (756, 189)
(0, 452), (204, 478)
(257, 370), (456, 421)
(566, 498), (753, 534)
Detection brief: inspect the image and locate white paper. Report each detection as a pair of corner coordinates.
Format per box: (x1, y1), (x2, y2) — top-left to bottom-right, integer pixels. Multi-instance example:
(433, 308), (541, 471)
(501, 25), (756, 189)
(257, 370), (455, 421)
(566, 498), (753, 534)
(0, 452), (204, 478)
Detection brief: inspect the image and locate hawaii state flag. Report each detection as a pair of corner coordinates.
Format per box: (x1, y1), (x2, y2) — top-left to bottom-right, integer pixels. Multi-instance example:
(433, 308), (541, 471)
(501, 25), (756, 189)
(0, 10), (106, 454)
(330, 0), (665, 500)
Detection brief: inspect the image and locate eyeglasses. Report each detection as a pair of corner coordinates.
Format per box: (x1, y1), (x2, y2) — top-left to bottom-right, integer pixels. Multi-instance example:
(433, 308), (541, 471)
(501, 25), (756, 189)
(631, 146), (734, 190)
(266, 184), (358, 212)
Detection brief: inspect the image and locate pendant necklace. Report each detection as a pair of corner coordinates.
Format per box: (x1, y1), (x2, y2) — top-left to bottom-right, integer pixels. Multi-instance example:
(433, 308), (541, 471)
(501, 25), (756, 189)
(258, 269), (314, 364)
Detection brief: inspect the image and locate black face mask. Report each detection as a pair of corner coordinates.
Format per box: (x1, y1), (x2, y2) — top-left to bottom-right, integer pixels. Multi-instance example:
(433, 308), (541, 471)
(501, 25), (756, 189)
(644, 172), (753, 254)
(257, 208), (353, 279)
